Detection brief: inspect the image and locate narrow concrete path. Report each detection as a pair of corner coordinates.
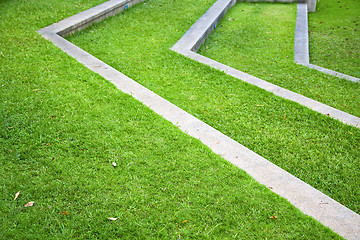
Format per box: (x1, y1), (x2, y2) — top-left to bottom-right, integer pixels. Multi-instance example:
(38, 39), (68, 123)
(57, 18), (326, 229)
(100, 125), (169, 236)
(294, 3), (309, 64)
(294, 3), (359, 83)
(38, 0), (360, 239)
(171, 0), (360, 129)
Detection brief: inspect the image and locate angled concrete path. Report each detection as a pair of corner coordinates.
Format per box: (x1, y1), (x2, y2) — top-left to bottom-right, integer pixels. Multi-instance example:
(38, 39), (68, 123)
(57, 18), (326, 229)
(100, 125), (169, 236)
(38, 0), (360, 239)
(294, 3), (360, 83)
(171, 0), (360, 129)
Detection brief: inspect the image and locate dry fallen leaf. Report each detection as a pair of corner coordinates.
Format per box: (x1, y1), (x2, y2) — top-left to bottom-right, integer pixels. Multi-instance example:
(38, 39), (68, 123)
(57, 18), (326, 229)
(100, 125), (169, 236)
(256, 105), (264, 107)
(33, 89), (39, 92)
(269, 216), (278, 220)
(25, 201), (34, 207)
(61, 211), (69, 215)
(108, 217), (118, 221)
(14, 191), (20, 200)
(182, 220), (189, 224)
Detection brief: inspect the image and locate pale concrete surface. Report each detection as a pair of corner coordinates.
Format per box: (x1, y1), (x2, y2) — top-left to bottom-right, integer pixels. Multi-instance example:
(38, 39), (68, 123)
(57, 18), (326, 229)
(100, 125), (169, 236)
(294, 3), (359, 82)
(38, 0), (360, 239)
(39, 0), (145, 37)
(294, 3), (309, 64)
(172, 0), (360, 129)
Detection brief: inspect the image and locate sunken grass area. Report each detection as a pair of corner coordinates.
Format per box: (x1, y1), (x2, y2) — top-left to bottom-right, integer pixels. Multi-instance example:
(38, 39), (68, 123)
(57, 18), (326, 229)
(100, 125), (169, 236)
(309, 0), (360, 78)
(67, 0), (360, 214)
(0, 0), (342, 238)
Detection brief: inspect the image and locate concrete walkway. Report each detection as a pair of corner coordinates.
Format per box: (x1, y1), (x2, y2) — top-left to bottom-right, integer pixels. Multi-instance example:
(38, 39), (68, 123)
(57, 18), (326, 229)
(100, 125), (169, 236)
(171, 0), (360, 130)
(294, 3), (360, 83)
(38, 0), (360, 239)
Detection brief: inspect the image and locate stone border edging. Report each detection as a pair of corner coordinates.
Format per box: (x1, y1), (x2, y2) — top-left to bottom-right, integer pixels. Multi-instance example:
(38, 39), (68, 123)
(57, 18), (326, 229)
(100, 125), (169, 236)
(38, 0), (145, 38)
(171, 1), (360, 129)
(38, 0), (360, 239)
(294, 4), (360, 83)
(294, 3), (309, 64)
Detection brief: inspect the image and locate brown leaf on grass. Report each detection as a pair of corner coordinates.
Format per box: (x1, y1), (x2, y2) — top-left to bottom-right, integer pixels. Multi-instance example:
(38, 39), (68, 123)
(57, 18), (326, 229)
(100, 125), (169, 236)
(14, 191), (20, 200)
(24, 201), (34, 207)
(61, 211), (69, 215)
(283, 115), (286, 120)
(269, 216), (278, 220)
(182, 220), (189, 224)
(256, 105), (264, 107)
(33, 89), (39, 92)
(107, 217), (118, 221)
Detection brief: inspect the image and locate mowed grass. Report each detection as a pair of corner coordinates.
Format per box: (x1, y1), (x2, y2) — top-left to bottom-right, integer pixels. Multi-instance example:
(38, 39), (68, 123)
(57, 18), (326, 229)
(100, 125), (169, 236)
(309, 0), (360, 78)
(0, 0), (342, 239)
(67, 0), (360, 215)
(198, 2), (360, 117)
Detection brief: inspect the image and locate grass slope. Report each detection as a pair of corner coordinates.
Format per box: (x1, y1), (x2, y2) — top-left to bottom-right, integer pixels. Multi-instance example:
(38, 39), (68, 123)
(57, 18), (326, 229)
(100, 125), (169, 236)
(0, 0), (341, 238)
(309, 0), (360, 78)
(67, 0), (360, 214)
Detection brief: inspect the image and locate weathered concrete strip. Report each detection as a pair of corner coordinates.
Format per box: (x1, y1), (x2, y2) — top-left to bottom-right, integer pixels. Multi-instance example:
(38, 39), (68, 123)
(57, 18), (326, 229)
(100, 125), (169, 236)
(38, 0), (145, 37)
(294, 3), (359, 82)
(306, 64), (360, 82)
(294, 3), (309, 64)
(172, 0), (236, 53)
(38, 0), (360, 239)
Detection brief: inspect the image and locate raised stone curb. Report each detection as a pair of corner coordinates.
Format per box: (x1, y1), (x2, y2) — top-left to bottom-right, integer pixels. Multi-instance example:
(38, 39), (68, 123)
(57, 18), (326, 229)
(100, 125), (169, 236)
(38, 0), (360, 239)
(294, 3), (309, 64)
(294, 3), (360, 83)
(39, 0), (145, 38)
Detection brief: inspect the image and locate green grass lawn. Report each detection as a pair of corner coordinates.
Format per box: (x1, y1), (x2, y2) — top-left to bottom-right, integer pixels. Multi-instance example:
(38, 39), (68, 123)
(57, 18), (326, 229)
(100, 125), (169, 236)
(66, 0), (360, 216)
(198, 2), (360, 117)
(0, 0), (343, 238)
(309, 0), (360, 78)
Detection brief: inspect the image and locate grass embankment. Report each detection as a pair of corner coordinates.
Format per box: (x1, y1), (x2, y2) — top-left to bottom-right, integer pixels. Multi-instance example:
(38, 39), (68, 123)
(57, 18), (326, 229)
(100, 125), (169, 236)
(67, 0), (360, 214)
(309, 0), (360, 78)
(0, 0), (341, 238)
